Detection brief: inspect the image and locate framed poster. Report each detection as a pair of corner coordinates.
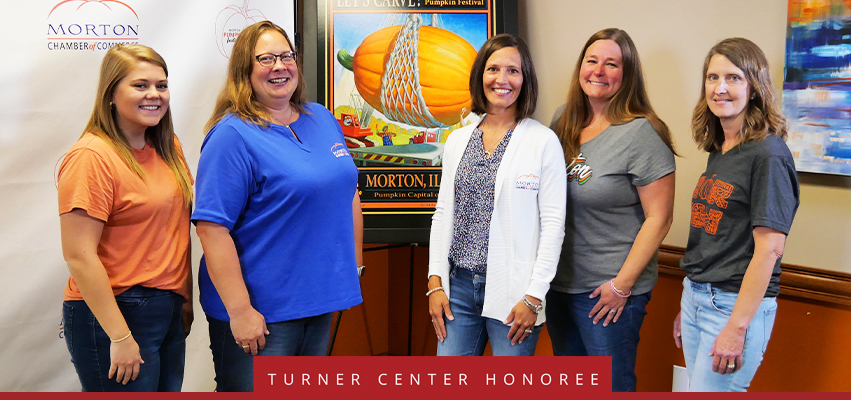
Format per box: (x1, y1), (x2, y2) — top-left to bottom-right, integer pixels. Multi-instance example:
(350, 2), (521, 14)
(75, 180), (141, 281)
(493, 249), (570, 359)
(783, 0), (851, 176)
(315, 0), (517, 242)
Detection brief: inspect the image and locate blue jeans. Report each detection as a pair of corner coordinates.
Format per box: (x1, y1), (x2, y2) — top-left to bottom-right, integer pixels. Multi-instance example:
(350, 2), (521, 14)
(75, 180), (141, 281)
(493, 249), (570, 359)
(436, 266), (542, 356)
(679, 277), (777, 392)
(545, 289), (651, 392)
(63, 286), (186, 392)
(207, 312), (333, 392)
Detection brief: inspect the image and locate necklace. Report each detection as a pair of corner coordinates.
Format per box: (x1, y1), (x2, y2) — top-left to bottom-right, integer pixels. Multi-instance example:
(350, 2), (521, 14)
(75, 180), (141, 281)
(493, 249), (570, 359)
(276, 106), (301, 142)
(586, 117), (608, 131)
(274, 105), (296, 126)
(483, 134), (505, 156)
(481, 118), (518, 156)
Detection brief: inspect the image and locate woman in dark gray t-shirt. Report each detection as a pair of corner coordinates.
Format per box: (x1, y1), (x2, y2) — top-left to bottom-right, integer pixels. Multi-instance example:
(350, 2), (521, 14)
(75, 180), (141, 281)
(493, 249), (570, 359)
(548, 28), (677, 392)
(674, 38), (799, 392)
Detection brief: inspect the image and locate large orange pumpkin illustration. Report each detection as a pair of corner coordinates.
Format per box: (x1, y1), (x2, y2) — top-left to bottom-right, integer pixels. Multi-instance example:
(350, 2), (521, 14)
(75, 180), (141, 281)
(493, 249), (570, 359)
(337, 15), (477, 128)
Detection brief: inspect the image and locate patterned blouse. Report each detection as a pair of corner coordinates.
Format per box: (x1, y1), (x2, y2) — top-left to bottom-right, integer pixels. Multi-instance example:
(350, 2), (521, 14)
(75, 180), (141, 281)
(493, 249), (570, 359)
(448, 127), (513, 273)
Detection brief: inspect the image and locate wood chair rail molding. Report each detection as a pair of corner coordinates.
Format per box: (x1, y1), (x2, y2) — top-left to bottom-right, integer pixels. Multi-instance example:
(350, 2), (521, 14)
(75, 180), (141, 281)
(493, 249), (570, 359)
(658, 245), (851, 306)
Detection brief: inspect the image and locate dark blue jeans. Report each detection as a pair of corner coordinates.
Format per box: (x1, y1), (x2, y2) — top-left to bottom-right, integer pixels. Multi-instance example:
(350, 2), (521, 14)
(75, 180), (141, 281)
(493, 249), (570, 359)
(207, 312), (333, 392)
(63, 286), (186, 392)
(545, 289), (651, 392)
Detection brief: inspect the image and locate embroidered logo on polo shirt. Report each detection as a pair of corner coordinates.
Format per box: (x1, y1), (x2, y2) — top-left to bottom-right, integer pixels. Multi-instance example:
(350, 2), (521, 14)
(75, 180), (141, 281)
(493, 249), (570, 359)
(331, 143), (351, 158)
(516, 173), (540, 191)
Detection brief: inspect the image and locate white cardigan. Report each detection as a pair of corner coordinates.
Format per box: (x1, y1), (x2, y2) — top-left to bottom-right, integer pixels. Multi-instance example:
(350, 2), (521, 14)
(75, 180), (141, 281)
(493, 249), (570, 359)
(428, 117), (567, 325)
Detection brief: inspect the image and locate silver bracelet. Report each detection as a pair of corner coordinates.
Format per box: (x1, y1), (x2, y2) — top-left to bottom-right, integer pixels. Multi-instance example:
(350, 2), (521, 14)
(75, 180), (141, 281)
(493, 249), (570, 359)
(426, 286), (444, 296)
(523, 297), (543, 314)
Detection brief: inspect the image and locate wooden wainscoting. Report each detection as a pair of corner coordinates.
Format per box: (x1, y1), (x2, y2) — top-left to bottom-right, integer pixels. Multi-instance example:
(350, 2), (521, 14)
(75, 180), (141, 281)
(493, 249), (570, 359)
(333, 245), (851, 391)
(637, 245), (851, 391)
(658, 245), (851, 306)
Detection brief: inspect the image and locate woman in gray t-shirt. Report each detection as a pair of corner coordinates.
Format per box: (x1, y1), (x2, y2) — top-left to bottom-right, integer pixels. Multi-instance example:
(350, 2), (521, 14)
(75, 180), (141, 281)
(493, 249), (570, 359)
(548, 28), (677, 392)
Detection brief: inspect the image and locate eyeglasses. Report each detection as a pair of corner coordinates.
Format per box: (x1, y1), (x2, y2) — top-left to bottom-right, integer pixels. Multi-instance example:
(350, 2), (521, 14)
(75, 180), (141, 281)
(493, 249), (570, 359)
(255, 51), (297, 67)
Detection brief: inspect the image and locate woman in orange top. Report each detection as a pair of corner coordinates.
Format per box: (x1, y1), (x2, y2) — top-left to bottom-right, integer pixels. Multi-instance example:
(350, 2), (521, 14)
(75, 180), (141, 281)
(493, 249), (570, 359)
(57, 44), (194, 392)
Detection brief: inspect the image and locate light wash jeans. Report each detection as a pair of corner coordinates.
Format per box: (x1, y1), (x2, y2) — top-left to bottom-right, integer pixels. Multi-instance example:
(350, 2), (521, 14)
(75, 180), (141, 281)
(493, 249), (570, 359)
(680, 277), (777, 392)
(436, 266), (541, 356)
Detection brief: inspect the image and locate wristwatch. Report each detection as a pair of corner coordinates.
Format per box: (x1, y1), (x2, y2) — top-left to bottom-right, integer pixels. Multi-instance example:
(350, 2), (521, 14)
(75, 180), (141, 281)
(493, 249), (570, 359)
(523, 297), (543, 314)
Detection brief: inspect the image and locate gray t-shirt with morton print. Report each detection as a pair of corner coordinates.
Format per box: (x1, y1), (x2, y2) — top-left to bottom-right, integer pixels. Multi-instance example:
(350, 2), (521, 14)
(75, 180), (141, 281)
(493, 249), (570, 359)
(549, 115), (676, 295)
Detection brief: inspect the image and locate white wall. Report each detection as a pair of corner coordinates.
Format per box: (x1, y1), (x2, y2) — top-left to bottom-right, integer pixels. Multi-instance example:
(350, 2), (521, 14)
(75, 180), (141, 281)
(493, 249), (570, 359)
(0, 0), (293, 391)
(520, 0), (851, 273)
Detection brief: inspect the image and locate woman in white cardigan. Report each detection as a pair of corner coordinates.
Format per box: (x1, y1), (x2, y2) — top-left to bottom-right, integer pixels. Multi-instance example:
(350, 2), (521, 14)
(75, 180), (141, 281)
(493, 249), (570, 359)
(427, 34), (567, 356)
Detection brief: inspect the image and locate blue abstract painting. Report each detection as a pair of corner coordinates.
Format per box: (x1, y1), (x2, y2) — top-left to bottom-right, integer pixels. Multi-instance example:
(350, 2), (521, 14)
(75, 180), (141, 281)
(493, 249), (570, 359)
(783, 0), (851, 175)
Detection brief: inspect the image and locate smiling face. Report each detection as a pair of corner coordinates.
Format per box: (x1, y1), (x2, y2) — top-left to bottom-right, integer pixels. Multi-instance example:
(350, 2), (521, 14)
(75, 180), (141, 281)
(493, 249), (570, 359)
(483, 46), (524, 116)
(705, 54), (750, 126)
(112, 60), (169, 138)
(250, 30), (298, 110)
(578, 39), (623, 107)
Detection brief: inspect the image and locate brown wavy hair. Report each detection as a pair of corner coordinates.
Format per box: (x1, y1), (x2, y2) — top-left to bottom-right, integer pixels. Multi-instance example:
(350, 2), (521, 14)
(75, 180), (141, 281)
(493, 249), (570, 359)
(83, 44), (193, 206)
(205, 20), (308, 133)
(554, 28), (676, 160)
(469, 33), (538, 121)
(691, 37), (787, 151)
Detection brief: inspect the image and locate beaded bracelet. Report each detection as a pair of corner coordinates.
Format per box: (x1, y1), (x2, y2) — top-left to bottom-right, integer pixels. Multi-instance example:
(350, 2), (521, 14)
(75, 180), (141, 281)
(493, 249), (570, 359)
(610, 280), (631, 299)
(110, 331), (132, 343)
(426, 286), (444, 296)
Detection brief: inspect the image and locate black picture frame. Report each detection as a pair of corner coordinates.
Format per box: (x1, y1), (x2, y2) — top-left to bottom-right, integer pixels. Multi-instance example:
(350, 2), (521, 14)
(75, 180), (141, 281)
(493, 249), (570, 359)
(302, 0), (517, 243)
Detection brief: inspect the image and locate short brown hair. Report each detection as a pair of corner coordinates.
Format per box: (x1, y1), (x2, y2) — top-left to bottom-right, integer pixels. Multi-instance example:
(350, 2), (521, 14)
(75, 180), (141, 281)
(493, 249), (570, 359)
(554, 28), (676, 160)
(691, 37), (787, 151)
(469, 33), (538, 121)
(205, 20), (307, 133)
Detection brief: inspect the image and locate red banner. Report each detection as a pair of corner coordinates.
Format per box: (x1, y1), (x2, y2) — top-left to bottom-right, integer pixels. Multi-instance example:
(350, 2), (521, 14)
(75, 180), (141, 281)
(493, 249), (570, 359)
(254, 356), (611, 398)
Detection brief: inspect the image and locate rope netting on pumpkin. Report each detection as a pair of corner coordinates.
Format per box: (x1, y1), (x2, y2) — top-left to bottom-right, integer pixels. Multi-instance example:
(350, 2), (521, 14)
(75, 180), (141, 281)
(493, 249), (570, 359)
(379, 14), (446, 129)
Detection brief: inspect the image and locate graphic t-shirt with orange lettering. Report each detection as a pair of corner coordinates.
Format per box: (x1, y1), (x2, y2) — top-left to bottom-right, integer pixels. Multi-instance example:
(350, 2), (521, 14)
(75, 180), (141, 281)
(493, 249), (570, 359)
(680, 135), (799, 297)
(58, 133), (192, 301)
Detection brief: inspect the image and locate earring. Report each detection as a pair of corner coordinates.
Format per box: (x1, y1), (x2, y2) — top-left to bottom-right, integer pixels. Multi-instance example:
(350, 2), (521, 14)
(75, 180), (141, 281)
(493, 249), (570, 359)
(751, 93), (756, 100)
(109, 101), (114, 108)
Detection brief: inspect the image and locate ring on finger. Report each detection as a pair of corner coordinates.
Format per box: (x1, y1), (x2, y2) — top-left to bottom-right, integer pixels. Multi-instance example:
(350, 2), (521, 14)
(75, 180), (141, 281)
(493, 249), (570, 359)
(608, 309), (616, 314)
(726, 362), (735, 369)
(524, 329), (533, 334)
(242, 344), (250, 349)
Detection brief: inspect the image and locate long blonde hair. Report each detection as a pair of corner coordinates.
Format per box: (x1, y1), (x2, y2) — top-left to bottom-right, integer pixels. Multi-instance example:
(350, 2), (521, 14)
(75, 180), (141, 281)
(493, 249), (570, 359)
(691, 38), (787, 151)
(84, 44), (193, 206)
(554, 28), (676, 160)
(205, 20), (307, 133)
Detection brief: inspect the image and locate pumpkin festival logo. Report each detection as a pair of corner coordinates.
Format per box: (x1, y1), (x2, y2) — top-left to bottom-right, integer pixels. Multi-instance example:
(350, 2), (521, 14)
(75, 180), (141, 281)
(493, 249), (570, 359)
(46, 0), (140, 51)
(215, 0), (267, 58)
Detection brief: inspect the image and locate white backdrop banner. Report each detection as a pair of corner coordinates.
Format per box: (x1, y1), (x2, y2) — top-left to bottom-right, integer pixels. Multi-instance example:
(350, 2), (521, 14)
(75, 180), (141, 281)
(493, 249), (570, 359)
(0, 0), (295, 391)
